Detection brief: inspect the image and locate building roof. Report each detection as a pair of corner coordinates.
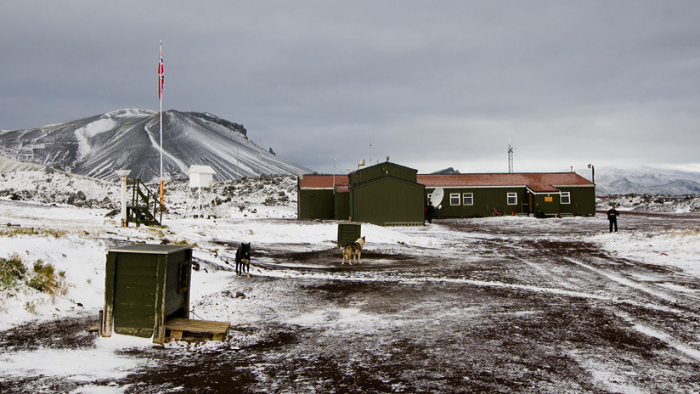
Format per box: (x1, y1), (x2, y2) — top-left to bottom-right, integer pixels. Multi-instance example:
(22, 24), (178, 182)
(417, 173), (593, 192)
(186, 165), (216, 175)
(299, 173), (592, 193)
(108, 244), (193, 254)
(298, 175), (349, 189)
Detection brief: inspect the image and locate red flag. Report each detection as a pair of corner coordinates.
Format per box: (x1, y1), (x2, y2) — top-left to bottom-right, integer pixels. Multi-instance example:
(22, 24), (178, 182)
(158, 46), (164, 100)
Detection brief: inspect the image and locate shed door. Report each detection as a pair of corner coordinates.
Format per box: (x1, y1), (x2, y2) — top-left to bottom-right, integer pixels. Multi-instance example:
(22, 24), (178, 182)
(113, 255), (158, 337)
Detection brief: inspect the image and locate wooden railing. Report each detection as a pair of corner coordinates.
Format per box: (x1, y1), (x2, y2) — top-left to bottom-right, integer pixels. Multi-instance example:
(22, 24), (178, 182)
(127, 179), (163, 226)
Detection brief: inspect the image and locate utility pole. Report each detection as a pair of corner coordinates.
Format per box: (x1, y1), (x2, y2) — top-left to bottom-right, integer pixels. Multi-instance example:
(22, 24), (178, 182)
(158, 40), (165, 207)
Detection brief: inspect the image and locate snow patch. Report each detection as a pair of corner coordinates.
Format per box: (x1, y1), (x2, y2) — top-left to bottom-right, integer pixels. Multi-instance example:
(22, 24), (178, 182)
(74, 117), (118, 161)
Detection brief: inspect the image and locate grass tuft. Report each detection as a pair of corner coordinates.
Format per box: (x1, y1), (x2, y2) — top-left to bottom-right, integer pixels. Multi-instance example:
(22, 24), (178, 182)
(1, 254), (67, 299)
(0, 253), (27, 289)
(0, 227), (67, 238)
(27, 260), (67, 297)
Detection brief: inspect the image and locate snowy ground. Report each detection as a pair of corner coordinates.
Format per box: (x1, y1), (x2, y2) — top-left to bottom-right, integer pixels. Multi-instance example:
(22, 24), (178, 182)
(0, 171), (699, 393)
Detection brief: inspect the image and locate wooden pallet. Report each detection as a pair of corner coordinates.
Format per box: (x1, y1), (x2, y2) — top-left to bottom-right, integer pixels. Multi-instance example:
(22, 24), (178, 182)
(165, 318), (230, 341)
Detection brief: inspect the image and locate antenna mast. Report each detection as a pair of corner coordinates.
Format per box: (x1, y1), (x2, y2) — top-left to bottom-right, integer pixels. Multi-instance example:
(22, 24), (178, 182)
(507, 142), (514, 173)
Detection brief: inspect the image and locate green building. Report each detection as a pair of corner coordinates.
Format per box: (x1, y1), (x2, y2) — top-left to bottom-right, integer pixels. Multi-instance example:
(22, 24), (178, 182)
(349, 162), (425, 225)
(102, 244), (193, 344)
(298, 162), (424, 226)
(419, 173), (596, 218)
(297, 174), (349, 221)
(298, 165), (595, 222)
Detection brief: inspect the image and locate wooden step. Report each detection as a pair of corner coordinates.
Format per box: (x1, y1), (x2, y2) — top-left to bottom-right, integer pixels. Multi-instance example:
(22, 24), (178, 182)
(165, 318), (230, 341)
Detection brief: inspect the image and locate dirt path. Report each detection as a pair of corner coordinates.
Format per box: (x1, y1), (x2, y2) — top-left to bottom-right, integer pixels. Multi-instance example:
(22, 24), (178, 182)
(1, 214), (699, 393)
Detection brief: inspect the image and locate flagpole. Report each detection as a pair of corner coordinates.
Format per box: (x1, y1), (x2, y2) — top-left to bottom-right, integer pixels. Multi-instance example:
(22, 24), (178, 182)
(159, 40), (164, 206)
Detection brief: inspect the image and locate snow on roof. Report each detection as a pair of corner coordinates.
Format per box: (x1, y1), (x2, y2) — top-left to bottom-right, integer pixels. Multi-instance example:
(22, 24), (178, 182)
(186, 165), (216, 175)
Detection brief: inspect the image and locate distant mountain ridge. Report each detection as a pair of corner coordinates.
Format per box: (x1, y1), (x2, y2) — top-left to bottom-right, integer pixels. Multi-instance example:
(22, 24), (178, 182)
(0, 109), (311, 182)
(595, 167), (700, 196)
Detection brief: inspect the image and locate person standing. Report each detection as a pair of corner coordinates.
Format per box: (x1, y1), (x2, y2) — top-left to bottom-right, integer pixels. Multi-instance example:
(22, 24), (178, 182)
(607, 205), (619, 232)
(427, 201), (435, 224)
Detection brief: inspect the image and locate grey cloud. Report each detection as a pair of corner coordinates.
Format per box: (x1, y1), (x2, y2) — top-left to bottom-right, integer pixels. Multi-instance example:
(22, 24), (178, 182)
(2, 1), (699, 175)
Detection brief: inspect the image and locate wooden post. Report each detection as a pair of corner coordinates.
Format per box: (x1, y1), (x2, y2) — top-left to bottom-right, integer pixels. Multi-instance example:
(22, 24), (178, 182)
(152, 254), (168, 344)
(102, 253), (117, 337)
(98, 310), (103, 337)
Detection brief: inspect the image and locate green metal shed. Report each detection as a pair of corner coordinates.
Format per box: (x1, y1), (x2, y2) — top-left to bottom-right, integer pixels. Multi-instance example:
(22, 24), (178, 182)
(297, 188), (335, 220)
(337, 223), (362, 248)
(102, 244), (193, 344)
(297, 175), (349, 220)
(349, 162), (425, 226)
(351, 176), (425, 225)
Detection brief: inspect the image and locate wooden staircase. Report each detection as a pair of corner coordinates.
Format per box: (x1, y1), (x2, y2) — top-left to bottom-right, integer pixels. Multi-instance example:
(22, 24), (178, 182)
(127, 179), (163, 227)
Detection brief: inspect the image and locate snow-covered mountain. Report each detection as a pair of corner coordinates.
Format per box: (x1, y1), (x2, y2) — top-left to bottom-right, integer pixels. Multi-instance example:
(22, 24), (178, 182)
(0, 109), (311, 182)
(595, 167), (700, 196)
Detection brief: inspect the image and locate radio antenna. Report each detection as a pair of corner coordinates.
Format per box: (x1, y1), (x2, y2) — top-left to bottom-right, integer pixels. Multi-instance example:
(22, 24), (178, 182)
(508, 136), (514, 173)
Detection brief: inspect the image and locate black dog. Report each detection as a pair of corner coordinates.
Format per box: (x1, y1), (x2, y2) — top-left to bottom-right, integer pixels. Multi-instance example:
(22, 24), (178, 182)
(235, 242), (251, 278)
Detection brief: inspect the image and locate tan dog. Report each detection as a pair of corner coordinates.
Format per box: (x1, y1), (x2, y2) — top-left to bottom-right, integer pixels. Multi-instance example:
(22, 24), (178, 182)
(342, 236), (365, 265)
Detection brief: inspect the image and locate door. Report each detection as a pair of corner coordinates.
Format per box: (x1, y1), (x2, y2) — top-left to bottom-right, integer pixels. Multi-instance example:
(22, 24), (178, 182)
(113, 254), (158, 337)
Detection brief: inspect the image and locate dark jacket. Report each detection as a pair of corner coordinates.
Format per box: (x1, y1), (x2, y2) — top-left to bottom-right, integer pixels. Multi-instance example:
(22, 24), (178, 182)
(607, 208), (619, 221)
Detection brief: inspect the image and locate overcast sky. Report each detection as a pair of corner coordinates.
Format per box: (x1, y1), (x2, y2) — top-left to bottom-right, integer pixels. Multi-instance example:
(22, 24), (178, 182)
(2, 1), (699, 175)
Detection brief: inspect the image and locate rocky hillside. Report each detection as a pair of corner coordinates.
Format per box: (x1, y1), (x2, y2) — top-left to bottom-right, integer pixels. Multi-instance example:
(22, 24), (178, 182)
(0, 169), (298, 218)
(0, 109), (311, 182)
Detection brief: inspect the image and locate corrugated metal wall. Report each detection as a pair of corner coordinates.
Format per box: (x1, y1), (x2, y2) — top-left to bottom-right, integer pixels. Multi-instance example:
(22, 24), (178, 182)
(334, 192), (350, 220)
(337, 223), (362, 247)
(533, 193), (560, 217)
(351, 177), (425, 225)
(103, 245), (194, 344)
(111, 253), (158, 337)
(429, 187), (527, 218)
(427, 186), (596, 217)
(558, 187), (596, 216)
(298, 189), (335, 220)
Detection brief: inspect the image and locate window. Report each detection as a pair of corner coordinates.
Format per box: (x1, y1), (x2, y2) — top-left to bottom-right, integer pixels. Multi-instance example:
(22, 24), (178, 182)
(463, 193), (473, 206)
(450, 193), (461, 206)
(507, 193), (517, 205)
(561, 192), (571, 204)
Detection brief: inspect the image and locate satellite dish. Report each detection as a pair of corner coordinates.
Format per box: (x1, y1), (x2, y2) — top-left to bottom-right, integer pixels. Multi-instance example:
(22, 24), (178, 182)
(430, 187), (444, 206)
